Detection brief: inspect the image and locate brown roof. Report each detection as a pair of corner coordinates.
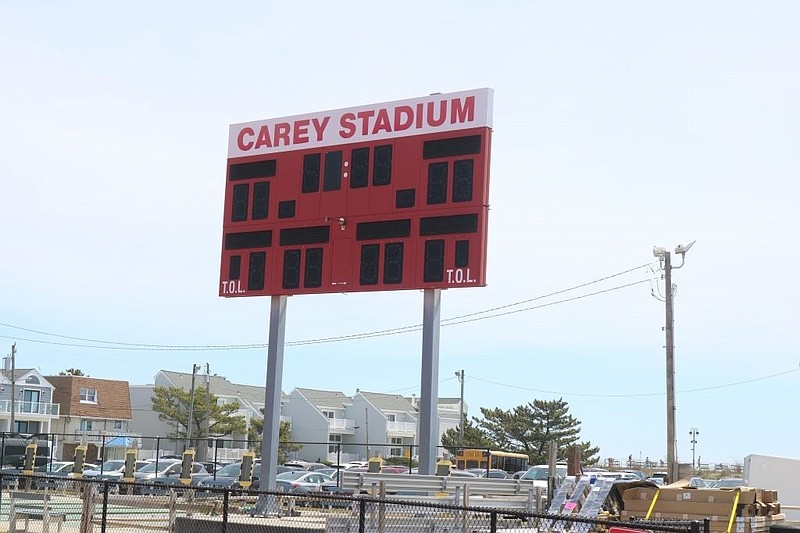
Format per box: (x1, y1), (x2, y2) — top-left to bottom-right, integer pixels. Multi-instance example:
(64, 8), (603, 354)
(46, 375), (132, 419)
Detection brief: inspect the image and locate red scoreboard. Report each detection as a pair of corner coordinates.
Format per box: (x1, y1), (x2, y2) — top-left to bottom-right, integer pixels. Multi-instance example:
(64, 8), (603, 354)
(219, 88), (493, 297)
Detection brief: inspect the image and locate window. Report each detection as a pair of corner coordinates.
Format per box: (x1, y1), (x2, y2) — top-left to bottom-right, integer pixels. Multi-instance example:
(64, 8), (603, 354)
(390, 437), (403, 457)
(80, 419), (94, 431)
(387, 414), (396, 422)
(113, 420), (123, 430)
(329, 434), (342, 453)
(79, 388), (97, 403)
(322, 410), (335, 419)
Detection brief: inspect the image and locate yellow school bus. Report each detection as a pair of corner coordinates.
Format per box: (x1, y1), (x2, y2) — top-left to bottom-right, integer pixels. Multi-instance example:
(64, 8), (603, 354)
(455, 449), (529, 475)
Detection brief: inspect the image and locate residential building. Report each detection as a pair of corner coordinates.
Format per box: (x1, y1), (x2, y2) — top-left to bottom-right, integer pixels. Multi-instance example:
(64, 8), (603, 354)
(128, 370), (289, 460)
(407, 395), (469, 455)
(46, 375), (133, 463)
(0, 363), (59, 435)
(282, 388), (358, 464)
(352, 391), (417, 461)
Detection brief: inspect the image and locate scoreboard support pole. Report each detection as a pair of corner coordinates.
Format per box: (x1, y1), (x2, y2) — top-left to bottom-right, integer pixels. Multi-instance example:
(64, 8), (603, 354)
(255, 295), (288, 516)
(417, 288), (442, 475)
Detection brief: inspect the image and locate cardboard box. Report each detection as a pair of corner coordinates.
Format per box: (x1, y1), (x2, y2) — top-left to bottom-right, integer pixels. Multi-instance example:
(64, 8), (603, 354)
(617, 511), (785, 533)
(758, 490), (777, 504)
(622, 487), (659, 502)
(622, 499), (655, 513)
(657, 488), (757, 505)
(651, 500), (744, 517)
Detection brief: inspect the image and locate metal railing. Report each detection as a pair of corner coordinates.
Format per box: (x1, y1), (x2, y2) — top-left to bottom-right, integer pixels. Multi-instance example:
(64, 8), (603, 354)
(0, 472), (712, 533)
(0, 400), (60, 416)
(386, 421), (416, 434)
(328, 418), (357, 431)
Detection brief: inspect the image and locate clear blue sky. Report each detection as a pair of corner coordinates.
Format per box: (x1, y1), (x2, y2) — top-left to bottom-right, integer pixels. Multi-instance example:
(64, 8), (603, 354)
(2, 1), (798, 467)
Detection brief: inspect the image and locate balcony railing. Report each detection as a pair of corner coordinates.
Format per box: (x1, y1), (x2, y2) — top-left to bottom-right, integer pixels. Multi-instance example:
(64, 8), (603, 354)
(72, 431), (142, 445)
(328, 418), (356, 432)
(387, 421), (416, 434)
(0, 400), (60, 416)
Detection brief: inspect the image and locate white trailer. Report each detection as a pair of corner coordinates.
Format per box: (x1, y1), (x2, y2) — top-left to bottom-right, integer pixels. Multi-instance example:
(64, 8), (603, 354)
(743, 453), (800, 520)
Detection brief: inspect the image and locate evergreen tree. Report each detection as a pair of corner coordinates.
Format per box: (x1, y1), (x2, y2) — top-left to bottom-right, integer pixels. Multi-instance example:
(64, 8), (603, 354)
(151, 386), (246, 447)
(440, 418), (495, 454)
(478, 398), (599, 465)
(247, 417), (302, 464)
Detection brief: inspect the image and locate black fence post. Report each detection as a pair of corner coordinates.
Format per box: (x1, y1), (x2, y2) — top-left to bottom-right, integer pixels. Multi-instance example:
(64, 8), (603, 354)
(337, 443), (342, 486)
(490, 510), (497, 533)
(359, 498), (366, 533)
(222, 489), (229, 533)
(213, 439), (219, 477)
(101, 480), (110, 533)
(155, 437), (160, 474)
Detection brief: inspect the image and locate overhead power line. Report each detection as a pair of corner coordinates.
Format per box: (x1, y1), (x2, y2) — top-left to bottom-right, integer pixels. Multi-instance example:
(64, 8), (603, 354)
(0, 262), (657, 352)
(468, 367), (800, 399)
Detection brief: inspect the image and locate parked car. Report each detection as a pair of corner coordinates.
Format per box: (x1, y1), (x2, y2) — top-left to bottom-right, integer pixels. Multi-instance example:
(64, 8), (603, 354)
(689, 476), (709, 488)
(339, 461), (368, 470)
(409, 467), (478, 477)
(274, 471), (332, 493)
(519, 464), (568, 500)
(134, 459), (210, 494)
(593, 471), (641, 482)
(197, 461), (261, 491)
(33, 461), (78, 489)
(449, 469), (479, 478)
(315, 467), (340, 478)
(467, 468), (507, 479)
(711, 478), (744, 489)
(83, 459), (150, 480)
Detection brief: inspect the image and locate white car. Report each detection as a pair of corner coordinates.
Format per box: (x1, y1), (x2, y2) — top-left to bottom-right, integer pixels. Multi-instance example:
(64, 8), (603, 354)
(83, 459), (150, 480)
(519, 464), (568, 498)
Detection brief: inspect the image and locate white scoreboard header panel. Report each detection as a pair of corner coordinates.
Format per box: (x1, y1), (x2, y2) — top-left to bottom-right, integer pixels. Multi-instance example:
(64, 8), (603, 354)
(228, 88), (494, 158)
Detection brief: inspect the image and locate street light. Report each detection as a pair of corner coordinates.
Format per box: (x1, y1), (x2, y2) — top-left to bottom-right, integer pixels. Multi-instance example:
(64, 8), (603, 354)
(689, 427), (699, 473)
(653, 240), (695, 483)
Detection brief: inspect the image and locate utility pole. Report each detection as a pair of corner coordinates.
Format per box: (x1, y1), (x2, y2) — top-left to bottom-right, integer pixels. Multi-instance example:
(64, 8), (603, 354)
(664, 250), (677, 483)
(185, 364), (199, 451)
(10, 343), (16, 433)
(202, 363), (211, 461)
(653, 240), (695, 484)
(454, 370), (465, 446)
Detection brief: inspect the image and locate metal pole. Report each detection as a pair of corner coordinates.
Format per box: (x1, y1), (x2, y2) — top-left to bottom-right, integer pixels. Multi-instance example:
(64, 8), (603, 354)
(664, 252), (677, 483)
(690, 427), (699, 473)
(10, 343), (16, 432)
(418, 288), (441, 475)
(201, 363), (211, 462)
(456, 370), (465, 447)
(255, 295), (288, 515)
(186, 364), (198, 451)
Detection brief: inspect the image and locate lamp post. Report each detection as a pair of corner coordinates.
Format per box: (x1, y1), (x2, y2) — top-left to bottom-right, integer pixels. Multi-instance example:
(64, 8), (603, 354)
(454, 370), (465, 446)
(689, 427), (699, 473)
(653, 240), (695, 483)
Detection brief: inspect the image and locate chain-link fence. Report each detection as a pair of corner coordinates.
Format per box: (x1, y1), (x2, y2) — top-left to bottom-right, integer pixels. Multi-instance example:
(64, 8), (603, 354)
(0, 472), (708, 533)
